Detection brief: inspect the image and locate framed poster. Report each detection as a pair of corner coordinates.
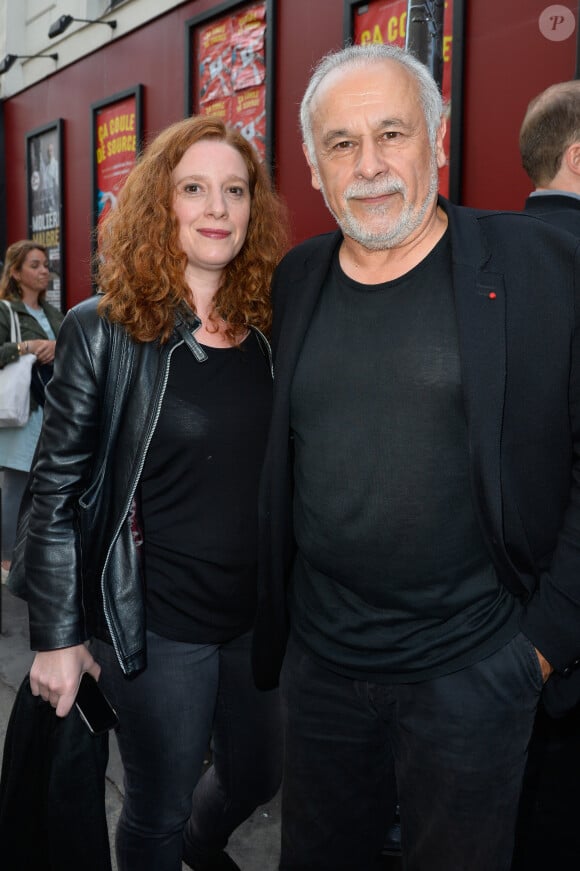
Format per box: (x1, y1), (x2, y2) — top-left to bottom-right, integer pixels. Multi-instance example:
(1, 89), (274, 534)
(343, 0), (465, 202)
(91, 86), (143, 261)
(26, 119), (65, 310)
(185, 0), (276, 167)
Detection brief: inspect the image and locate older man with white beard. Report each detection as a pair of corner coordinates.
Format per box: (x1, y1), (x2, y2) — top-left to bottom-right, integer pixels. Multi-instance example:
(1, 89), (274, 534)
(252, 44), (580, 871)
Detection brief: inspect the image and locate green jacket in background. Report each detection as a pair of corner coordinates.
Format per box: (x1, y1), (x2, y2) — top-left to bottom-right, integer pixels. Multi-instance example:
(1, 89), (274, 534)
(0, 297), (65, 412)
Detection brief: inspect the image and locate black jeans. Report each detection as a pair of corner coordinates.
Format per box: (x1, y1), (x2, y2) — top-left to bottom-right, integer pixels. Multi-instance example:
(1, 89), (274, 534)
(94, 629), (282, 871)
(279, 632), (542, 871)
(513, 700), (580, 869)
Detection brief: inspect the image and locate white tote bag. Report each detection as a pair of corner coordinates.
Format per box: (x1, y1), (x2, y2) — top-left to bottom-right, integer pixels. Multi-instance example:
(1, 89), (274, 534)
(0, 300), (36, 427)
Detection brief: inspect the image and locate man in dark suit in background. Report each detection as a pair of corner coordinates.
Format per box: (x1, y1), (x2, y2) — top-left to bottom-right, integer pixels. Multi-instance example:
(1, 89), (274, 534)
(253, 45), (580, 871)
(520, 80), (580, 236)
(512, 80), (580, 871)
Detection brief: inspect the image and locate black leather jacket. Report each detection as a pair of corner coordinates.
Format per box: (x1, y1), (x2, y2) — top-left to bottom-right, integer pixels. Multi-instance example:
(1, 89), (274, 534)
(18, 295), (272, 676)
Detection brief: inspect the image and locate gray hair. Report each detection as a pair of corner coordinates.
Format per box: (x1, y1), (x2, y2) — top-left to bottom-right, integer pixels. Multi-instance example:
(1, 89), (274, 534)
(300, 44), (444, 166)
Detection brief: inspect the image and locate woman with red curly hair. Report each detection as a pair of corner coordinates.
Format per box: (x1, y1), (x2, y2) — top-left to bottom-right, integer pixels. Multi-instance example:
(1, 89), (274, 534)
(18, 116), (289, 871)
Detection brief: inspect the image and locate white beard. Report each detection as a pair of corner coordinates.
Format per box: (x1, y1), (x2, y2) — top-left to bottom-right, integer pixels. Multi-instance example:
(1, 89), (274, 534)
(319, 159), (439, 251)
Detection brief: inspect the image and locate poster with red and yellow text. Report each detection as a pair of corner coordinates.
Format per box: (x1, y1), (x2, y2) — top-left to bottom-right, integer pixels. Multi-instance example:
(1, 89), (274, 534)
(95, 95), (138, 230)
(353, 0), (454, 196)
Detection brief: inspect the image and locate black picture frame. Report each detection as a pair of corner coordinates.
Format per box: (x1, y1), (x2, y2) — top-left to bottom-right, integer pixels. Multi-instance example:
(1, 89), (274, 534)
(90, 85), (143, 282)
(25, 118), (65, 310)
(343, 0), (465, 203)
(185, 0), (276, 170)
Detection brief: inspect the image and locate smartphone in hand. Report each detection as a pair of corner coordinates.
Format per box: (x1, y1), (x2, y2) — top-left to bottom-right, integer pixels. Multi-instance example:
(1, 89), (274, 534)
(75, 672), (119, 735)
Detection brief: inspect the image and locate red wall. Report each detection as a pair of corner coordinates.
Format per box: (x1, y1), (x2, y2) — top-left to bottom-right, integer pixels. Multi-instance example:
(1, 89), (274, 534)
(5, 1), (224, 308)
(460, 0), (578, 209)
(3, 0), (579, 308)
(4, 0), (341, 309)
(274, 0), (339, 242)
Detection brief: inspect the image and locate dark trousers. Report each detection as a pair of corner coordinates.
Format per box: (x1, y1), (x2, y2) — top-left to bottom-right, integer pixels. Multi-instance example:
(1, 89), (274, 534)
(512, 702), (580, 870)
(94, 629), (282, 871)
(0, 468), (28, 561)
(279, 632), (542, 871)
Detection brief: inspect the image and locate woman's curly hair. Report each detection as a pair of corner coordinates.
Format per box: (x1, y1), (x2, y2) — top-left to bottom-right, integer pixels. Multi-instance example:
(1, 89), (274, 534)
(96, 116), (289, 342)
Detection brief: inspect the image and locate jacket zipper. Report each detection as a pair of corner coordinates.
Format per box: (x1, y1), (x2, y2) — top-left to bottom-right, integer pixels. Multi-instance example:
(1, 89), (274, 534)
(100, 326), (271, 671)
(100, 338), (183, 672)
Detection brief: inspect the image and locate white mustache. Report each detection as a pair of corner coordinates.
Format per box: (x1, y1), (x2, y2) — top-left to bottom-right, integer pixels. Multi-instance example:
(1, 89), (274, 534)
(345, 179), (405, 200)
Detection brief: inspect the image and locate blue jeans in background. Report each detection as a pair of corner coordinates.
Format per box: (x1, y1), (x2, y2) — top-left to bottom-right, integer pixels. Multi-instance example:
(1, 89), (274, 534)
(1, 468), (28, 563)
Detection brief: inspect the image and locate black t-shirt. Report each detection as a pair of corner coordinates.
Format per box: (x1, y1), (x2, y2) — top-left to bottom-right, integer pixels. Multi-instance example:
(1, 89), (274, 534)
(140, 331), (272, 643)
(289, 233), (517, 681)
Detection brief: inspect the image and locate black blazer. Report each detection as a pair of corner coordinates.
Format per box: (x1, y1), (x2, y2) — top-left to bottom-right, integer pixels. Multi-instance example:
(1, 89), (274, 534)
(253, 197), (580, 716)
(524, 192), (580, 237)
